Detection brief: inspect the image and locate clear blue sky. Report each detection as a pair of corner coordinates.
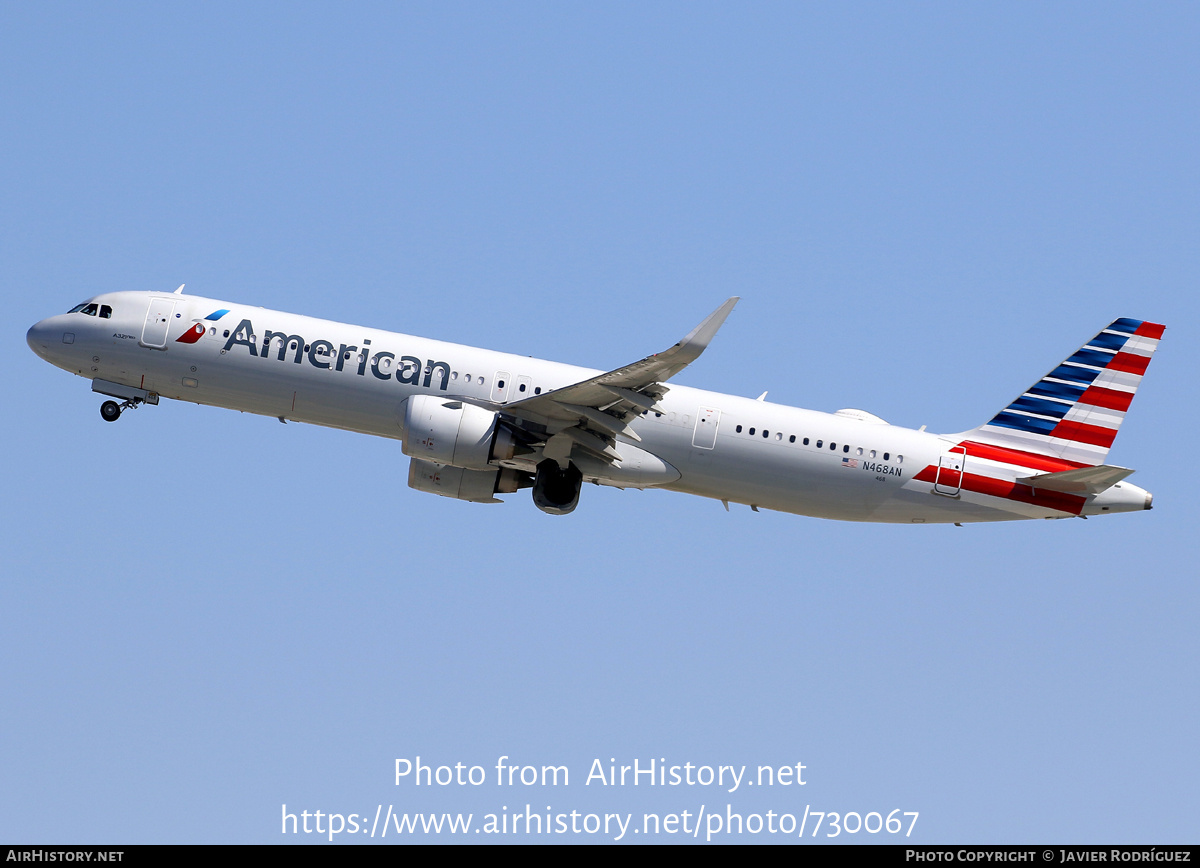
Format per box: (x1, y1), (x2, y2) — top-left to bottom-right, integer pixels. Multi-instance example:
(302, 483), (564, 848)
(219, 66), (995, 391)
(2, 2), (1197, 843)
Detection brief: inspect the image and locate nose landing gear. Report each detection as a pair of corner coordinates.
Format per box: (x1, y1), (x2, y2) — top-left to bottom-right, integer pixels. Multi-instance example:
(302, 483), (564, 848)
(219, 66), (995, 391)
(92, 378), (159, 422)
(99, 395), (147, 422)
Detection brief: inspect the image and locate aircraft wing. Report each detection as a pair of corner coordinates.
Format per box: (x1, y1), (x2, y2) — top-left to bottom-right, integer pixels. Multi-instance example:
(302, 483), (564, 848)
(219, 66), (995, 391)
(499, 297), (739, 464)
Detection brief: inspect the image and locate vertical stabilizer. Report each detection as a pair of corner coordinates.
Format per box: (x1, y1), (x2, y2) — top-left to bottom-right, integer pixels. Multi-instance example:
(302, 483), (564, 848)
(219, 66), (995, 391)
(966, 318), (1165, 466)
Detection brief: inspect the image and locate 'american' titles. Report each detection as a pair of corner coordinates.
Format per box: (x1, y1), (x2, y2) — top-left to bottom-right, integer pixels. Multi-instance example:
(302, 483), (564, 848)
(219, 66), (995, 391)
(222, 318), (452, 390)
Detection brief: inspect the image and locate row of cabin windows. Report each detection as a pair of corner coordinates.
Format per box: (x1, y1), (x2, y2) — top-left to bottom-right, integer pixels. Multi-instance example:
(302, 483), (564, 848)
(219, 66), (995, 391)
(732, 423), (902, 463)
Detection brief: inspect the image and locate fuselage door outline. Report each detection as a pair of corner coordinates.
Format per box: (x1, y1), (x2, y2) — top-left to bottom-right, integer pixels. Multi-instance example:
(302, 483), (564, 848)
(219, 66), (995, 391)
(692, 406), (721, 449)
(140, 298), (175, 349)
(492, 371), (511, 404)
(933, 445), (966, 496)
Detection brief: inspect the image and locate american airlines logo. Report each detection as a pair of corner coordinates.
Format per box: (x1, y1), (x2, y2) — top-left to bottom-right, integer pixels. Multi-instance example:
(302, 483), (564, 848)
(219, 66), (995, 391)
(176, 309), (231, 344)
(221, 318), (453, 390)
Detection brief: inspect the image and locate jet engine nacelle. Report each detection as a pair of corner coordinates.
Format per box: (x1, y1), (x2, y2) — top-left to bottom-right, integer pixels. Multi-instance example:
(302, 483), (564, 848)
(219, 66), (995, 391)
(408, 458), (523, 504)
(401, 395), (515, 470)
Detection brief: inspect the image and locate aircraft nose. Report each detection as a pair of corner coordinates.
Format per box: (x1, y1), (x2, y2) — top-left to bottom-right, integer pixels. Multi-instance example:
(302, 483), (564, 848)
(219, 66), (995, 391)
(27, 319), (51, 356)
(27, 316), (70, 362)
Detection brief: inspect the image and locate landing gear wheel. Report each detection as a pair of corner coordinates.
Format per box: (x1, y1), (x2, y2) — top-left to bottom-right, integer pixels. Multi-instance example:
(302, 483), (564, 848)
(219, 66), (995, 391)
(100, 400), (122, 422)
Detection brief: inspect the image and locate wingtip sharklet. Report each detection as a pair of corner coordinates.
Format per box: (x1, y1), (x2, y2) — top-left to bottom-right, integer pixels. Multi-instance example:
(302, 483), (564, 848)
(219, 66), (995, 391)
(676, 296), (739, 358)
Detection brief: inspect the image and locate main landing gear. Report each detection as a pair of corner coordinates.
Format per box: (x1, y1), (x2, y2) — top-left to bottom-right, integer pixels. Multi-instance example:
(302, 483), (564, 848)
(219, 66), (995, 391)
(532, 459), (583, 515)
(99, 396), (146, 422)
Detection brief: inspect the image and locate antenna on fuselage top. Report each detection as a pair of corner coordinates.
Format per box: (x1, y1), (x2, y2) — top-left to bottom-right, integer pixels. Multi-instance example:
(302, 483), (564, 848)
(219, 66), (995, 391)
(174, 284), (185, 294)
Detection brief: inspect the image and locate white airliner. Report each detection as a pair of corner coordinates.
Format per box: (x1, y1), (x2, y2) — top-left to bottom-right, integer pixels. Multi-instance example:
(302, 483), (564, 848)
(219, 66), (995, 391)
(27, 287), (1162, 522)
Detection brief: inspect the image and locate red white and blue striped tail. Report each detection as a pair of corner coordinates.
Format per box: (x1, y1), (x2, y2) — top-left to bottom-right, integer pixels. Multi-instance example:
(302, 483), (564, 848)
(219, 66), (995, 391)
(967, 318), (1165, 466)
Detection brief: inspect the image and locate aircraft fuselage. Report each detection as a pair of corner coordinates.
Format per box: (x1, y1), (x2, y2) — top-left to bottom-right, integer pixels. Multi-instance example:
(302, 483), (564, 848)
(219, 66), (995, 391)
(27, 290), (1155, 523)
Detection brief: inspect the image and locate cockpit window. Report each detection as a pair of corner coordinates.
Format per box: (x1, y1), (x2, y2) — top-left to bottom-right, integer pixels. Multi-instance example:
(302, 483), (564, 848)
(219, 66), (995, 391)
(67, 302), (109, 316)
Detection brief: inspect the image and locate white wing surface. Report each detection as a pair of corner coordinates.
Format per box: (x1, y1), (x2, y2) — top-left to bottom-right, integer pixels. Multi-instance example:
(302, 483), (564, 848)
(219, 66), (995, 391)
(500, 297), (739, 465)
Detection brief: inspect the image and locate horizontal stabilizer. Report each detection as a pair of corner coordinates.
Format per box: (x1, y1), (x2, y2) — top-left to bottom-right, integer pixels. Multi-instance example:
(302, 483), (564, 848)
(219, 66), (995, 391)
(1017, 464), (1134, 495)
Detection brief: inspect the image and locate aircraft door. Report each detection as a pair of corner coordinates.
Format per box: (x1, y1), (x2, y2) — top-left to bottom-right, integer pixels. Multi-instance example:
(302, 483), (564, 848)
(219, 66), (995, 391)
(140, 298), (175, 349)
(492, 371), (511, 403)
(692, 407), (721, 449)
(933, 446), (966, 496)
